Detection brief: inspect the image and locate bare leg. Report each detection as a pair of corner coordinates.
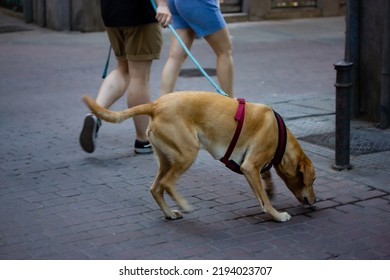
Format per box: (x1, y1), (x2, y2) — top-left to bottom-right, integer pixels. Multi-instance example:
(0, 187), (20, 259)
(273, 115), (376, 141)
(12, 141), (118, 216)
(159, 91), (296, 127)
(96, 59), (129, 107)
(96, 59), (152, 142)
(127, 60), (153, 142)
(160, 29), (196, 95)
(204, 27), (234, 97)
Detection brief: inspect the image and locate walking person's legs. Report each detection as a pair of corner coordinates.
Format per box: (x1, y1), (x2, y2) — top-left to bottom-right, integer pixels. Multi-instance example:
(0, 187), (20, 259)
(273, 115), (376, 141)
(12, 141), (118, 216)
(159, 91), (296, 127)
(80, 22), (162, 154)
(80, 60), (129, 154)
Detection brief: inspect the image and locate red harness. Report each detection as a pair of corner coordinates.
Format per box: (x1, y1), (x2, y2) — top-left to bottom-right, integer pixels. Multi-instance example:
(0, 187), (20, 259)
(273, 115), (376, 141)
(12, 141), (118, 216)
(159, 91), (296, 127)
(219, 98), (287, 174)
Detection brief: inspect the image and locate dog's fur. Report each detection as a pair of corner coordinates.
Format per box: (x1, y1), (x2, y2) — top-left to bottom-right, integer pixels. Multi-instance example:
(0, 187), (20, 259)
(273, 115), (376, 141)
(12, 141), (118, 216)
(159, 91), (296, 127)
(82, 91), (316, 222)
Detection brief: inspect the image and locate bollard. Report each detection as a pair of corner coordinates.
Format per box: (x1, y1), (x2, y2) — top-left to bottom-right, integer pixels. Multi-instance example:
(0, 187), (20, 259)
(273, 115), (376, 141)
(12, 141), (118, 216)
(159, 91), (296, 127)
(333, 60), (354, 171)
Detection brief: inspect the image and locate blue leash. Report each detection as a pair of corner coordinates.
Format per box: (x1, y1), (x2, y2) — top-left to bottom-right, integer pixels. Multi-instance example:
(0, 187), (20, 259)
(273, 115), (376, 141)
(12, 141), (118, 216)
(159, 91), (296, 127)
(102, 45), (112, 79)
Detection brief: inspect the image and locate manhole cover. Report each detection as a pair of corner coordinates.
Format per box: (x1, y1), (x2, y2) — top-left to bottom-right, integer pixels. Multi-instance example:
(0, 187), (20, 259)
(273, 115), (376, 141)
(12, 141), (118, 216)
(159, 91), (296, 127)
(300, 128), (390, 155)
(179, 68), (216, 77)
(0, 25), (32, 33)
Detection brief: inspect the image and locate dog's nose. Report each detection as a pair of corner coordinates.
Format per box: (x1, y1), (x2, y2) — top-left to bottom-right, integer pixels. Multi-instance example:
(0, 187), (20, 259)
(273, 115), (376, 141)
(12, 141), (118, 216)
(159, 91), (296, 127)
(303, 197), (316, 205)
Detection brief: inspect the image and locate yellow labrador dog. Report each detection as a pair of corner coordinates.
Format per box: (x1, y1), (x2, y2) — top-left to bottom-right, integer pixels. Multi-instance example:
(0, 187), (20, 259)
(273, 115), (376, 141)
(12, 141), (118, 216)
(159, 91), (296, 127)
(82, 91), (316, 222)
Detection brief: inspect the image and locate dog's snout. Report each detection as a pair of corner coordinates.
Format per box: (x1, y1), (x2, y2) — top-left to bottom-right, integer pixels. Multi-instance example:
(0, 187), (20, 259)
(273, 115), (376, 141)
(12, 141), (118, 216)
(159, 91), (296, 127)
(303, 196), (316, 205)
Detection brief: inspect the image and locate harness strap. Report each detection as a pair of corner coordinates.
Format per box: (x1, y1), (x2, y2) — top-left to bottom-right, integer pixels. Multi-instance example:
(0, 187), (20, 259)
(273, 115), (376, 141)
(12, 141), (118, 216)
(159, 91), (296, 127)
(220, 98), (246, 174)
(261, 111), (287, 173)
(272, 111), (287, 165)
(220, 101), (288, 175)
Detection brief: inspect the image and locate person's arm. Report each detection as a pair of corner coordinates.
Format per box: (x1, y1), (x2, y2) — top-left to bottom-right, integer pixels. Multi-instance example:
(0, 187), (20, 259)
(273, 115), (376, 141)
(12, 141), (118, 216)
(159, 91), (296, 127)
(155, 0), (171, 27)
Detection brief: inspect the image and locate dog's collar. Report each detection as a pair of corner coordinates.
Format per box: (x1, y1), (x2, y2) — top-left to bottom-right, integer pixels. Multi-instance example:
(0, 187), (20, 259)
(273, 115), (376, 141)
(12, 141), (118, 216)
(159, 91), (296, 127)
(220, 99), (287, 175)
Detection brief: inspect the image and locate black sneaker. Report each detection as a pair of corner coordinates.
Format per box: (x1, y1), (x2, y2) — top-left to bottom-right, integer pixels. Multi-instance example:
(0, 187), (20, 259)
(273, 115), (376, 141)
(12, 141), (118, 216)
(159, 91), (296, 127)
(79, 113), (101, 153)
(134, 139), (153, 154)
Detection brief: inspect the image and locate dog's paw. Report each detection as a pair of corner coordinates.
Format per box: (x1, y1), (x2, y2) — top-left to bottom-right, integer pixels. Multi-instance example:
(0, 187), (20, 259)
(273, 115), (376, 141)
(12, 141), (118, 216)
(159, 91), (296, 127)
(176, 198), (193, 213)
(165, 210), (183, 220)
(181, 204), (193, 213)
(275, 211), (291, 222)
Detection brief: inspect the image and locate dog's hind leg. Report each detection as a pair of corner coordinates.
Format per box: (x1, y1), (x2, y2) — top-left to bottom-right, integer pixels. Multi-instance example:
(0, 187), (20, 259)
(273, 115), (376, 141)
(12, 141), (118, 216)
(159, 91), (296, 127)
(149, 143), (197, 220)
(151, 174), (185, 220)
(148, 121), (200, 219)
(160, 165), (194, 217)
(241, 162), (291, 222)
(149, 149), (183, 220)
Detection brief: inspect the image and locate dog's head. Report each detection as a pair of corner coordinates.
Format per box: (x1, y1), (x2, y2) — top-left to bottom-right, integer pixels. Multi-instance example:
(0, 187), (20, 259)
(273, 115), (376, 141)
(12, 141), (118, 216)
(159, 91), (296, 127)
(275, 154), (316, 205)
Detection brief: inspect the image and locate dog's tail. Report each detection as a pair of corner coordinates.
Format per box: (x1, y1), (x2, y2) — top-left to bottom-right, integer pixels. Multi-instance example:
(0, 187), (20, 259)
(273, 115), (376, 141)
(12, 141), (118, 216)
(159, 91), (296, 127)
(82, 95), (154, 123)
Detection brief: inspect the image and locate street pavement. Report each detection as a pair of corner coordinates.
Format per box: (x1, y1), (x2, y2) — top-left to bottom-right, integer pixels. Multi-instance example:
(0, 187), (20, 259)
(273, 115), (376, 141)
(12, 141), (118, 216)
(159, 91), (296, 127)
(0, 11), (389, 260)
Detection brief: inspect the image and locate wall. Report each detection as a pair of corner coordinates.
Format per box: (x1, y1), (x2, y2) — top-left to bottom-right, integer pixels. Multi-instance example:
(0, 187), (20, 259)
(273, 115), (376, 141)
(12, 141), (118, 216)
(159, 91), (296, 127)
(247, 0), (345, 21)
(356, 0), (389, 125)
(24, 0), (345, 31)
(70, 0), (104, 32)
(26, 0), (104, 31)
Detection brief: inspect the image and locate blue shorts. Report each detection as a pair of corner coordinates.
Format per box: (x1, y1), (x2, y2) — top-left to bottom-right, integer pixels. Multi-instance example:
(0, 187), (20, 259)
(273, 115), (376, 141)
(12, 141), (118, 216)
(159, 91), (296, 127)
(168, 0), (226, 37)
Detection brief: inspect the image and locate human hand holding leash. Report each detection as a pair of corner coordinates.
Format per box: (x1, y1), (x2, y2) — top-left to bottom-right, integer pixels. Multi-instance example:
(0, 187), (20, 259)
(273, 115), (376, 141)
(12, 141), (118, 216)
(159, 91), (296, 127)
(154, 0), (172, 27)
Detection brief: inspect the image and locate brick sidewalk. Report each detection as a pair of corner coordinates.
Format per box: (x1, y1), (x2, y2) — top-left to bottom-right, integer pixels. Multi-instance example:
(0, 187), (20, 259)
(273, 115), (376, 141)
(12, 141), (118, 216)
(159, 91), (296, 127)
(0, 12), (389, 259)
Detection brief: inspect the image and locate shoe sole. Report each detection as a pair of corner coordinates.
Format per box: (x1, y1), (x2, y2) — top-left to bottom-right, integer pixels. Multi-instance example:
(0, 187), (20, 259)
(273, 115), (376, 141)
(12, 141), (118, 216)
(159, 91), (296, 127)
(134, 147), (153, 154)
(79, 115), (97, 153)
(134, 142), (153, 154)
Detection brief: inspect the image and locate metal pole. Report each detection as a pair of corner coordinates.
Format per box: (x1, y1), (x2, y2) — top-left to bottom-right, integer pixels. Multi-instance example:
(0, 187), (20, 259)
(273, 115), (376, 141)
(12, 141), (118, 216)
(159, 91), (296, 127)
(333, 60), (353, 171)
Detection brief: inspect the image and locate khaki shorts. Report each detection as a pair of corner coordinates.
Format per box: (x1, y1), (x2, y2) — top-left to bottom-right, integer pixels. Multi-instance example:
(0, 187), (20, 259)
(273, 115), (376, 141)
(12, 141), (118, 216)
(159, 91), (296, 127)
(106, 22), (163, 61)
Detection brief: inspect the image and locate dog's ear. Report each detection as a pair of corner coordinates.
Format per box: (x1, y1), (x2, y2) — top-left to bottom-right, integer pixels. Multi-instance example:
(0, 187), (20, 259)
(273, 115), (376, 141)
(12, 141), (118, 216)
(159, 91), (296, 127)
(299, 157), (315, 186)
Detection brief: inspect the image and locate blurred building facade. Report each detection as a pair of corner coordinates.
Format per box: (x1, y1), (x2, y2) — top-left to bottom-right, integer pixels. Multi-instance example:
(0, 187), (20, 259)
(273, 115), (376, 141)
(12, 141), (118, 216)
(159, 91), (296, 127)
(0, 0), (345, 32)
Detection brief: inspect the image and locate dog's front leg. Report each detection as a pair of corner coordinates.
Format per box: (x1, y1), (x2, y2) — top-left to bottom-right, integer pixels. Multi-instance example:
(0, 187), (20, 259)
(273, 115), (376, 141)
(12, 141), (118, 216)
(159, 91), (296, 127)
(241, 164), (291, 222)
(261, 170), (275, 198)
